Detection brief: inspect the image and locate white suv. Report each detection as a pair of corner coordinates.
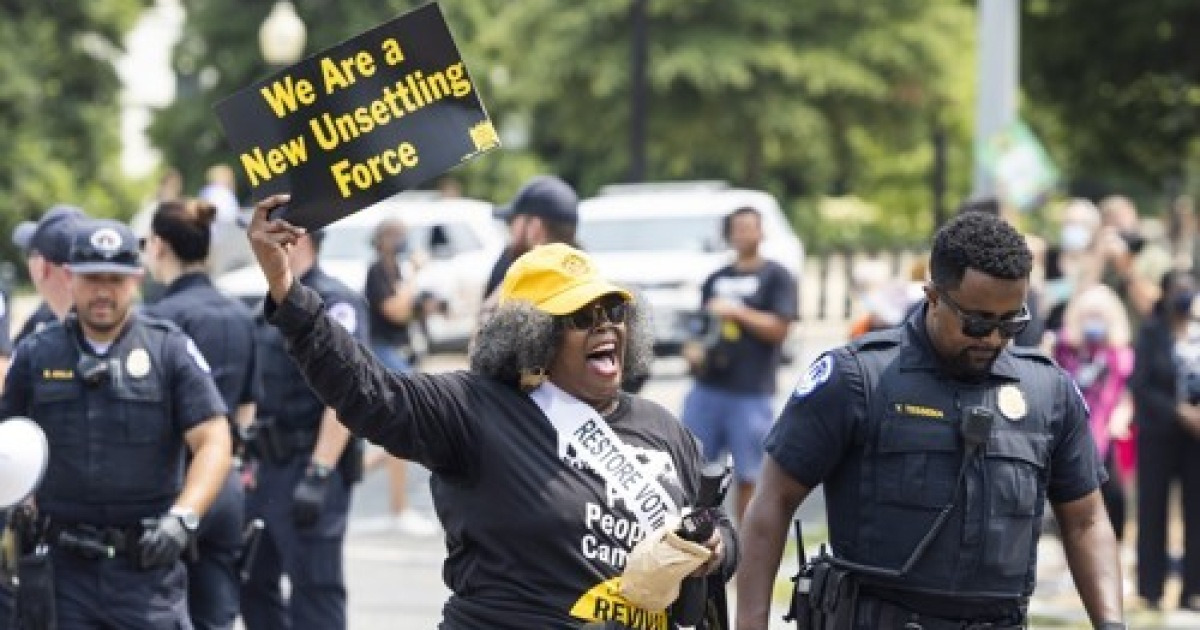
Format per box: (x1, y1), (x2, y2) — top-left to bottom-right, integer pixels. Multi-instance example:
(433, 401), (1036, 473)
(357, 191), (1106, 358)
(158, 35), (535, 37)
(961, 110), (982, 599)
(576, 182), (803, 356)
(214, 192), (505, 354)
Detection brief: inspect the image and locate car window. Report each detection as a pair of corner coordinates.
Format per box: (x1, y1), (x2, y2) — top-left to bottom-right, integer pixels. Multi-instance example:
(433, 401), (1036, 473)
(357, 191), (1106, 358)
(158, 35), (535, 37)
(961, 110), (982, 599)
(444, 222), (482, 254)
(320, 226), (372, 261)
(578, 215), (723, 253)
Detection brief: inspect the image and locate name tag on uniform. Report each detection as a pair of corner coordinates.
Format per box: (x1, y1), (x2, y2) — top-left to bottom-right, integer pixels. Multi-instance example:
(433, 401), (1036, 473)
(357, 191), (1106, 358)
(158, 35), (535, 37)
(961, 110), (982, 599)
(894, 403), (945, 420)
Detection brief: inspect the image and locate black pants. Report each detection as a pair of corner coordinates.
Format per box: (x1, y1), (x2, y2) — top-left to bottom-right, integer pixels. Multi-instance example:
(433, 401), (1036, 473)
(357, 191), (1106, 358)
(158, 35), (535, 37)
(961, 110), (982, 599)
(187, 469), (244, 630)
(1100, 451), (1127, 541)
(1136, 424), (1200, 603)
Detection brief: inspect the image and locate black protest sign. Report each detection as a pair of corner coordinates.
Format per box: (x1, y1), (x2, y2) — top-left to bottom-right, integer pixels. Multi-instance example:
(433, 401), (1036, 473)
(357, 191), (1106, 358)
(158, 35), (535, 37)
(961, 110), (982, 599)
(214, 2), (499, 231)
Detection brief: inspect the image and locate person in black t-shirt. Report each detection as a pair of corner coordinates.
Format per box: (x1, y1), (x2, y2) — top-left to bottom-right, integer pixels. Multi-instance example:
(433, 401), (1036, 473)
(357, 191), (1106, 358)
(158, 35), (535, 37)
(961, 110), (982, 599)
(359, 219), (438, 536)
(247, 194), (737, 629)
(681, 206), (797, 522)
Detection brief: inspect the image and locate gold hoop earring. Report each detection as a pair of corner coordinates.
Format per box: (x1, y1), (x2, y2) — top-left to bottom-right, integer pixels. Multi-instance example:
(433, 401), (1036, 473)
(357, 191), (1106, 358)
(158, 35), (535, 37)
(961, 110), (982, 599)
(519, 367), (547, 392)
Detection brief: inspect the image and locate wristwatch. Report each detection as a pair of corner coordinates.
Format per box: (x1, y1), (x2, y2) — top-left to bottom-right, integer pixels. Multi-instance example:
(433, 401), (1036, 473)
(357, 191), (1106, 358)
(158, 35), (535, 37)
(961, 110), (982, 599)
(307, 461), (334, 481)
(169, 506), (200, 533)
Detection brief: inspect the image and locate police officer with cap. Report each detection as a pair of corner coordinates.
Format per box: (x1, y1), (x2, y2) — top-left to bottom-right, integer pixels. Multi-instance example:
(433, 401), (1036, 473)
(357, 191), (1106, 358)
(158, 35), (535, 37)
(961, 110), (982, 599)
(10, 205), (88, 345)
(0, 219), (231, 629)
(483, 175), (580, 301)
(736, 211), (1125, 629)
(241, 226), (367, 630)
(1, 204), (87, 629)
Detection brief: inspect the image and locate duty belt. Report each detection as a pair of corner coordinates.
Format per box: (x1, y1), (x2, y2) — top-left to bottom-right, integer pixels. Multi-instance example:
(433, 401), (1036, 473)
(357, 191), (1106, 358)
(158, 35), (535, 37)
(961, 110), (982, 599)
(864, 595), (1024, 630)
(45, 522), (141, 560)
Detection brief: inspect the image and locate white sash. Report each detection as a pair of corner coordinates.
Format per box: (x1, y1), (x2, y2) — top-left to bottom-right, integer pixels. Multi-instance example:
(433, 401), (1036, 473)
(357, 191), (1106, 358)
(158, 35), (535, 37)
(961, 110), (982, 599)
(530, 382), (680, 531)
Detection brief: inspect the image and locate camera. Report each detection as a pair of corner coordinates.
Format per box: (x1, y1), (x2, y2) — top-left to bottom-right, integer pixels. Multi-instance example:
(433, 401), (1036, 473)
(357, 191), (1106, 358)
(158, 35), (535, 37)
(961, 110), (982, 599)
(77, 355), (113, 388)
(677, 508), (718, 543)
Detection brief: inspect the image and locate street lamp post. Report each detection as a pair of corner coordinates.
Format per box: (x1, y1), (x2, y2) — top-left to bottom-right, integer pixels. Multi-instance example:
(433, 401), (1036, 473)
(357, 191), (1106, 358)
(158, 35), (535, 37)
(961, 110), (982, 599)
(971, 0), (1018, 197)
(629, 0), (648, 183)
(259, 0), (307, 67)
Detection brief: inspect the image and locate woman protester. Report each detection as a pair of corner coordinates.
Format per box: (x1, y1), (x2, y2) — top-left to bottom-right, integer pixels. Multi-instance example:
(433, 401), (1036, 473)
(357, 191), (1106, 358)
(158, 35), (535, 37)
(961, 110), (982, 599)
(246, 194), (736, 629)
(1129, 269), (1200, 611)
(1053, 284), (1134, 540)
(142, 198), (260, 630)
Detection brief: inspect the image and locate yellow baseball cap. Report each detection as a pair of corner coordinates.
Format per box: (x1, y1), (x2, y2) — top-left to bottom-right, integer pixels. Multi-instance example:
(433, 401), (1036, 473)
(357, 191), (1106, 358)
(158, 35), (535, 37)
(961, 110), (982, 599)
(498, 243), (633, 315)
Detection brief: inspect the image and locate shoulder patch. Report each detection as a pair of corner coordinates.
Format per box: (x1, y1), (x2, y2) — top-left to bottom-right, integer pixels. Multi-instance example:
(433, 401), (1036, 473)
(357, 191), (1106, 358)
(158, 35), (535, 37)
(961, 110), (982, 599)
(185, 338), (211, 373)
(327, 301), (358, 334)
(793, 354), (834, 399)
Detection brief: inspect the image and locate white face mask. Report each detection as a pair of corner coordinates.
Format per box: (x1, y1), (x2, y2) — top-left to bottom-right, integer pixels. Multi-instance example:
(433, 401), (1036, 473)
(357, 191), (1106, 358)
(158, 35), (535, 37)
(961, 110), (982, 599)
(1060, 224), (1092, 252)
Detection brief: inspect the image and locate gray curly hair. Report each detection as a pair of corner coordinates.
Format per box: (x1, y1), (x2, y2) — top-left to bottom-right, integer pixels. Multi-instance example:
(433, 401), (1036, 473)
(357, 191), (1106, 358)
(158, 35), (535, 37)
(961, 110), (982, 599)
(468, 295), (655, 391)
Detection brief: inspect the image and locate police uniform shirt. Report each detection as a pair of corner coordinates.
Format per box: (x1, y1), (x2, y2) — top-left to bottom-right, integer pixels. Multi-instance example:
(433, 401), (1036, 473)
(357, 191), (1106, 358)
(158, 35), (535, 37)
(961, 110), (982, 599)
(144, 271), (259, 412)
(12, 301), (55, 347)
(765, 305), (1103, 602)
(697, 260), (797, 395)
(0, 314), (227, 525)
(256, 266), (367, 430)
(266, 282), (731, 630)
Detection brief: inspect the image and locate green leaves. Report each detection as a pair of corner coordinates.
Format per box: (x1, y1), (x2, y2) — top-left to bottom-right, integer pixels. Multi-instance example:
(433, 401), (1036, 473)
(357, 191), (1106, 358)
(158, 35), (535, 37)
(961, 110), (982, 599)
(0, 0), (149, 271)
(151, 0), (975, 248)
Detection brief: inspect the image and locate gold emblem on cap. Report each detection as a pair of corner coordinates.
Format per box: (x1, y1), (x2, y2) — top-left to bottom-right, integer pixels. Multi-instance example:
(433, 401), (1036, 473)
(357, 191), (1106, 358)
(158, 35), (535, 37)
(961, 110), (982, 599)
(997, 384), (1027, 421)
(126, 348), (151, 379)
(562, 253), (589, 276)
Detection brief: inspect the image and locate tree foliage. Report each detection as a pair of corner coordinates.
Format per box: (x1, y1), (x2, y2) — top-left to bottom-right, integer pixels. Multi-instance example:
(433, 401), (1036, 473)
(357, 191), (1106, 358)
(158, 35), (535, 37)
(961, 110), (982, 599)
(1022, 0), (1200, 206)
(0, 1), (148, 265)
(152, 1), (975, 247)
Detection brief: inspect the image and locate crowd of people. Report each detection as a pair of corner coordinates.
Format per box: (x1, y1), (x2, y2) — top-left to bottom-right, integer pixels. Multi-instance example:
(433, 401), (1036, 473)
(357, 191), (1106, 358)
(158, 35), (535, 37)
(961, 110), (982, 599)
(1, 175), (1174, 629)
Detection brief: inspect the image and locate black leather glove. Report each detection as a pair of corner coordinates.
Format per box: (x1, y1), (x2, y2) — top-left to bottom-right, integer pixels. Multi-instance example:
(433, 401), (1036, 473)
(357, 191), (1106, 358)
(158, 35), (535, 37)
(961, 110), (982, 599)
(137, 514), (191, 570)
(292, 463), (333, 528)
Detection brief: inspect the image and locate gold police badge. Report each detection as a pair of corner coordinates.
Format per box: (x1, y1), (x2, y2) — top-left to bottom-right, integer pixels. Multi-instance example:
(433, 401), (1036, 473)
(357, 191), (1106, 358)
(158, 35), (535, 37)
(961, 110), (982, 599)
(997, 384), (1027, 421)
(126, 348), (151, 379)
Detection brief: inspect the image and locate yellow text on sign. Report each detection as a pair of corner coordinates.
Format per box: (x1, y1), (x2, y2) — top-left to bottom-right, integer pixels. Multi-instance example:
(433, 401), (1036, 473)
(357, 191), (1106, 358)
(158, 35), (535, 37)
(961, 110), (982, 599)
(331, 141), (419, 198)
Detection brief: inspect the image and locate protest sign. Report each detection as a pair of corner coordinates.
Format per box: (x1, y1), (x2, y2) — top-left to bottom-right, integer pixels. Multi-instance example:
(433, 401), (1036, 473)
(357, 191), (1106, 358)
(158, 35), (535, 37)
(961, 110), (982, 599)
(215, 2), (499, 230)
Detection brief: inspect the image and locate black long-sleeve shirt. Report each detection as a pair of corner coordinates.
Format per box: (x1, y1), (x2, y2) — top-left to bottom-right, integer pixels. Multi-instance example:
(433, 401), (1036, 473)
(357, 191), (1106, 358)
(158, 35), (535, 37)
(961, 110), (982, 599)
(1130, 314), (1182, 434)
(266, 281), (736, 629)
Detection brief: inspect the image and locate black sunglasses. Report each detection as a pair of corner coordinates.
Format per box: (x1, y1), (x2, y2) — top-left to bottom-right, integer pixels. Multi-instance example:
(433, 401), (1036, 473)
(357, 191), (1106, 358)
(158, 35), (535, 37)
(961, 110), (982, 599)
(561, 299), (629, 331)
(936, 289), (1030, 339)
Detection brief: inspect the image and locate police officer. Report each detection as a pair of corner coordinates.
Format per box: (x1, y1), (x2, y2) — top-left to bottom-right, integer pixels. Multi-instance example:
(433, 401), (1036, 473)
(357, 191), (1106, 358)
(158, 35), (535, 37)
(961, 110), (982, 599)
(736, 212), (1125, 629)
(2, 204), (87, 629)
(0, 218), (231, 629)
(142, 198), (259, 630)
(241, 227), (367, 630)
(10, 205), (88, 345)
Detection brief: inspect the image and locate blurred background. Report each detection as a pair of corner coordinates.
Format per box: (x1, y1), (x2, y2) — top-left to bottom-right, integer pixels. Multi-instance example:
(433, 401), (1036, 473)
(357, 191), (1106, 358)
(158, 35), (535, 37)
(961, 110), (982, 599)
(5, 0), (1198, 275)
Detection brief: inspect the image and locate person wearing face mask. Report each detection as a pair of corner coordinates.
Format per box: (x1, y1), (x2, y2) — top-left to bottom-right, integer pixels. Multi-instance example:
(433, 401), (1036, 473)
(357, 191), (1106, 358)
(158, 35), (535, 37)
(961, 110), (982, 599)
(1053, 285), (1134, 541)
(1129, 269), (1200, 612)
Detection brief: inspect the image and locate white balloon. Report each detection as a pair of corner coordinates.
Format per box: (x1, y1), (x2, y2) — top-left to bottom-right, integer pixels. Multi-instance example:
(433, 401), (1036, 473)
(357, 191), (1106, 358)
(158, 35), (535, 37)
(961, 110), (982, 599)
(0, 418), (48, 508)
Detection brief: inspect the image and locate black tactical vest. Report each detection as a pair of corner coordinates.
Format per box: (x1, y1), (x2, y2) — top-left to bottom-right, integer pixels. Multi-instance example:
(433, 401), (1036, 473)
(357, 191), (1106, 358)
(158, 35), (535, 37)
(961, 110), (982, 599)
(256, 267), (364, 431)
(31, 316), (184, 524)
(843, 325), (1057, 598)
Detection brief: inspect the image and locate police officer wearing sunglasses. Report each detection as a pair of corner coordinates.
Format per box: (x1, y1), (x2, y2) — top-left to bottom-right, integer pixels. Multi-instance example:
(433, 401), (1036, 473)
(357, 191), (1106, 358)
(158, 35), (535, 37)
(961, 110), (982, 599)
(738, 211), (1125, 630)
